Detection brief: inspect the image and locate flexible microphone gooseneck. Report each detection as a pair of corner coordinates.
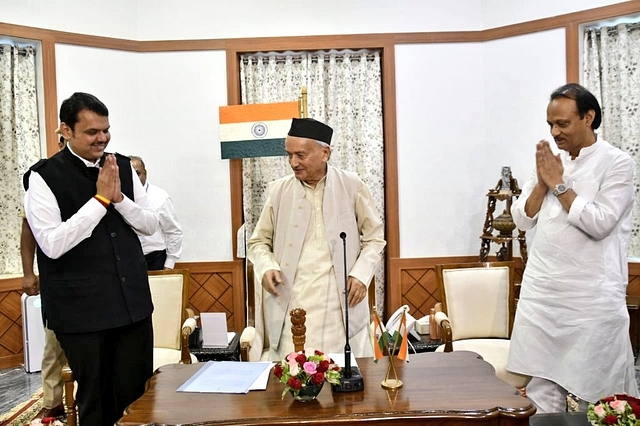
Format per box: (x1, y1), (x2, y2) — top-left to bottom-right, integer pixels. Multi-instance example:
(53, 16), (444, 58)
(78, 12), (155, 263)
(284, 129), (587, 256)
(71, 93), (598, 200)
(340, 232), (352, 378)
(331, 232), (365, 393)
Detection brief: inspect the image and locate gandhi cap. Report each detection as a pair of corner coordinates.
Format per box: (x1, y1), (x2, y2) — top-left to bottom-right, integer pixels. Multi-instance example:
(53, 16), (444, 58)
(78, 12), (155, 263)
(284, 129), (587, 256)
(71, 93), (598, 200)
(287, 118), (333, 145)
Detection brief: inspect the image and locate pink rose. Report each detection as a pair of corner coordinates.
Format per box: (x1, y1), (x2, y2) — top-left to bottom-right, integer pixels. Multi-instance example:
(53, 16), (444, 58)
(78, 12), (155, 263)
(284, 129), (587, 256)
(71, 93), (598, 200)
(285, 352), (298, 362)
(287, 358), (300, 376)
(303, 361), (317, 374)
(593, 404), (606, 418)
(610, 400), (628, 414)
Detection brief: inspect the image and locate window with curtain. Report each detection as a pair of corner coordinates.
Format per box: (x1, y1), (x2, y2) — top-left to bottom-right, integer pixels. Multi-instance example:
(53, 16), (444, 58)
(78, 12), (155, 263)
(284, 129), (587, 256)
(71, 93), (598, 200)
(583, 21), (640, 257)
(0, 43), (41, 275)
(239, 49), (386, 313)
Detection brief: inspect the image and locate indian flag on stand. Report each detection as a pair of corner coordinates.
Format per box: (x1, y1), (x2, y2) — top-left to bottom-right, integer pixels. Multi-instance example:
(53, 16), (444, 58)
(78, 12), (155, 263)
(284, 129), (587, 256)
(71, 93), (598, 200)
(219, 102), (299, 159)
(396, 309), (410, 362)
(371, 308), (390, 363)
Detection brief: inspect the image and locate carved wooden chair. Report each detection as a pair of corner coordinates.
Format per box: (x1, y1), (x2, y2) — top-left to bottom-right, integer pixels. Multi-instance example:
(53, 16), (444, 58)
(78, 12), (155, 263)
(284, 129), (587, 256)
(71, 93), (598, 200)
(434, 261), (530, 389)
(240, 262), (376, 361)
(62, 269), (198, 426)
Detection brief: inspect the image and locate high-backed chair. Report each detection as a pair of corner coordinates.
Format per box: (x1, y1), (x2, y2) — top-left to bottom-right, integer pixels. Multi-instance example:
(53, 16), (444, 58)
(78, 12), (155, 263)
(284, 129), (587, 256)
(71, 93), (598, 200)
(62, 269), (198, 426)
(148, 269), (199, 370)
(240, 262), (376, 361)
(434, 261), (530, 389)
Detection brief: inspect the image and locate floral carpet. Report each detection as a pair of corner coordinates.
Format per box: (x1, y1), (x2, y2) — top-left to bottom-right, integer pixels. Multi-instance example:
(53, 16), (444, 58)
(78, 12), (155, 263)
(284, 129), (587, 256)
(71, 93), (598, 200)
(0, 389), (65, 426)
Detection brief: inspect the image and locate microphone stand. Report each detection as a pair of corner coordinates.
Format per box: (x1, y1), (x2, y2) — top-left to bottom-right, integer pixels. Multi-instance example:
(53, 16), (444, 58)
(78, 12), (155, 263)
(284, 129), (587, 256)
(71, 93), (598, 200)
(332, 232), (365, 392)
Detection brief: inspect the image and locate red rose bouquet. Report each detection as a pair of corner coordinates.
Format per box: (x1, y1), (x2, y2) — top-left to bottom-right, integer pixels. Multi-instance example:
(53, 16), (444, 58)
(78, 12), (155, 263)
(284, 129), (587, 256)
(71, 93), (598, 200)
(587, 394), (640, 425)
(273, 349), (342, 399)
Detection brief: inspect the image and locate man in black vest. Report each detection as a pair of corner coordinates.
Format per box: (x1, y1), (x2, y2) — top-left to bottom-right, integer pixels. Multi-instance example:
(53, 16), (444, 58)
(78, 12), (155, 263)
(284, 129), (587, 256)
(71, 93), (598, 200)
(24, 92), (159, 426)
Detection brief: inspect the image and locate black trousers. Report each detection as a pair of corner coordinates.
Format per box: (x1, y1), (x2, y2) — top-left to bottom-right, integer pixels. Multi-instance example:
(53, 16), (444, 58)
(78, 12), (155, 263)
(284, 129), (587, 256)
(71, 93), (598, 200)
(145, 250), (167, 271)
(56, 316), (153, 426)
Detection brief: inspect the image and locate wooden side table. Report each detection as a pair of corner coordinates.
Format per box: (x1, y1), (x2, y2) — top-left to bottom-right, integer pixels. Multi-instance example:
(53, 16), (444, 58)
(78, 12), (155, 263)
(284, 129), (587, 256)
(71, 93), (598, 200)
(627, 295), (640, 359)
(189, 332), (241, 362)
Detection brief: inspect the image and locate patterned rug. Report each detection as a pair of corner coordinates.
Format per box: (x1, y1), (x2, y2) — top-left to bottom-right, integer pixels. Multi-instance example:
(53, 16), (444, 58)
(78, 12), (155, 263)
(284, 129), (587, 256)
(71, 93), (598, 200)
(0, 388), (43, 426)
(0, 389), (66, 426)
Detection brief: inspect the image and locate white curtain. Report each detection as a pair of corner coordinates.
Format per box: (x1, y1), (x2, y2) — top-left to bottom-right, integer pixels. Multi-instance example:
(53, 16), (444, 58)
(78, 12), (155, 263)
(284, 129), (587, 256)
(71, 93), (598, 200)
(583, 23), (640, 257)
(239, 50), (386, 313)
(0, 43), (41, 274)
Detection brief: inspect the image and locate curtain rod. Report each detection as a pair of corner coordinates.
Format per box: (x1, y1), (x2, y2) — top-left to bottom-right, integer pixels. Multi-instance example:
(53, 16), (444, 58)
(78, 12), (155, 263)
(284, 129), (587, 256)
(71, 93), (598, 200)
(241, 51), (379, 65)
(586, 20), (640, 33)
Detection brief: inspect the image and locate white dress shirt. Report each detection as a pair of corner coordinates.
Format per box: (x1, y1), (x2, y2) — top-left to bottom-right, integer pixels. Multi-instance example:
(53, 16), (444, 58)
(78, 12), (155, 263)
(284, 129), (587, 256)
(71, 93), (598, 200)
(138, 182), (183, 269)
(25, 146), (158, 260)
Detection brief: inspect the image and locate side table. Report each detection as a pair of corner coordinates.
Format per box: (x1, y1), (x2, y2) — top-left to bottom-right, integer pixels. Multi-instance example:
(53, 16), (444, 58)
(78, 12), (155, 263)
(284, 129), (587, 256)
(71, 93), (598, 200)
(388, 332), (441, 355)
(189, 332), (241, 362)
(411, 332), (442, 353)
(627, 295), (640, 359)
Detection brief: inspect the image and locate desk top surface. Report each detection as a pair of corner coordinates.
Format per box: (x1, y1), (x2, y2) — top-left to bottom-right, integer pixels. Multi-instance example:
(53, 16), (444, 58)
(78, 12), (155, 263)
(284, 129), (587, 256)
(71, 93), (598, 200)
(118, 351), (535, 426)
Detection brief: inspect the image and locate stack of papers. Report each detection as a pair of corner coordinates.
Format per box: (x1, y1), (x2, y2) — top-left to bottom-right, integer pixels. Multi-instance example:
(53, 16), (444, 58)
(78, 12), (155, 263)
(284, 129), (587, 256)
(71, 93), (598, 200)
(177, 361), (273, 394)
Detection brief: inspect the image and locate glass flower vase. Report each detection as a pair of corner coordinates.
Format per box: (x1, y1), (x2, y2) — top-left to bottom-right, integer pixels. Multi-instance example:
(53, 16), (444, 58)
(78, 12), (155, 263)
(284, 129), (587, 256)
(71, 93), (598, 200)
(291, 382), (324, 402)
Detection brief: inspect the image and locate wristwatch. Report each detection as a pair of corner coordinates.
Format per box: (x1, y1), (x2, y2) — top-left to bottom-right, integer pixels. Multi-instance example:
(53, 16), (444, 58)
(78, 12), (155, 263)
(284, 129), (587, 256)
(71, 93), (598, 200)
(552, 183), (570, 197)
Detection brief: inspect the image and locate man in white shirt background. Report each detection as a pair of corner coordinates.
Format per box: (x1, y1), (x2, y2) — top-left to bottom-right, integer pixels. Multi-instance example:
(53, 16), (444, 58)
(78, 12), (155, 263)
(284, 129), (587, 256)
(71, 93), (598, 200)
(130, 155), (183, 270)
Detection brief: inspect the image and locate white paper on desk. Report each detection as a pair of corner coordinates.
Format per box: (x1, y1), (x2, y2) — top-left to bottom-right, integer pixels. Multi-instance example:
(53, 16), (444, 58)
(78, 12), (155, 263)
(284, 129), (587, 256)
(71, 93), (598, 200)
(328, 353), (359, 368)
(177, 361), (272, 394)
(248, 362), (274, 391)
(201, 312), (229, 348)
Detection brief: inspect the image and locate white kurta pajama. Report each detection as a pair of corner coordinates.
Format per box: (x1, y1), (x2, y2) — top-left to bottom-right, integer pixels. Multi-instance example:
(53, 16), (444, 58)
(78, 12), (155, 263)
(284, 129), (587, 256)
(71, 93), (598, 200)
(248, 165), (386, 362)
(507, 139), (639, 403)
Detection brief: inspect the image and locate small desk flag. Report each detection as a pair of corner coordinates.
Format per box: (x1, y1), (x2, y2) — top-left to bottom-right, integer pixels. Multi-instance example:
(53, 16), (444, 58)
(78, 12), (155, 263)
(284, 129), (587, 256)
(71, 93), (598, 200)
(396, 310), (410, 362)
(219, 102), (299, 159)
(372, 308), (390, 363)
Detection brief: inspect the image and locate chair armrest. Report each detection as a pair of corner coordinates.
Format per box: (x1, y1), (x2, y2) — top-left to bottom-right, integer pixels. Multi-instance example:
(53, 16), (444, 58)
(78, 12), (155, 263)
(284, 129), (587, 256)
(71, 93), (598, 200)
(62, 365), (77, 426)
(240, 327), (256, 361)
(435, 311), (453, 353)
(180, 317), (197, 364)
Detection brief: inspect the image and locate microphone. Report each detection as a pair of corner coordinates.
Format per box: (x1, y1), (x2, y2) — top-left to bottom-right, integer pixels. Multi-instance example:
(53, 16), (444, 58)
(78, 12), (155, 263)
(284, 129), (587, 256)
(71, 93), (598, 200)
(332, 232), (365, 393)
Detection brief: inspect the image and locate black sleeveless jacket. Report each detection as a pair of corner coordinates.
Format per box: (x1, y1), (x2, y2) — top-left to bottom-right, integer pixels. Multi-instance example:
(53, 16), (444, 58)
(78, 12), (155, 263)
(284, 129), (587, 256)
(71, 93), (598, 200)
(27, 148), (153, 333)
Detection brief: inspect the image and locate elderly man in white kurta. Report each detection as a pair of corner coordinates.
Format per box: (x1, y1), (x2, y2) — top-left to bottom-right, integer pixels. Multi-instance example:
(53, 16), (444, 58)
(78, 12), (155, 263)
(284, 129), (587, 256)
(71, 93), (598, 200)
(507, 83), (638, 413)
(248, 118), (386, 362)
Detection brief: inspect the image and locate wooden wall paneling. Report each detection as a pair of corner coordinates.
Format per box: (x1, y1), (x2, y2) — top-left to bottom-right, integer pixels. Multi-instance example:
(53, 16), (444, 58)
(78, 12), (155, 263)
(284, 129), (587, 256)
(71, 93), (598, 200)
(41, 39), (59, 156)
(176, 261), (245, 333)
(0, 279), (26, 369)
(629, 263), (640, 297)
(388, 256), (477, 320)
(226, 49), (243, 261)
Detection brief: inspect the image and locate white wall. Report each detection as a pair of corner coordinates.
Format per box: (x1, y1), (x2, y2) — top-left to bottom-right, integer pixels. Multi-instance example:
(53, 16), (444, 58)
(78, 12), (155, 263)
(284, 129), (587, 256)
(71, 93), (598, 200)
(56, 45), (232, 261)
(481, 0), (629, 28)
(396, 43), (485, 257)
(2, 0), (139, 39)
(135, 0), (483, 40)
(2, 0), (484, 39)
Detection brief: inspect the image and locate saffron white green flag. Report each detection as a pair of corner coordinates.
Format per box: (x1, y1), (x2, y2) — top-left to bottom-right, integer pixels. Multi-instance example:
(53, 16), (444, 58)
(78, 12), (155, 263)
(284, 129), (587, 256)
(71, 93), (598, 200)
(219, 102), (299, 159)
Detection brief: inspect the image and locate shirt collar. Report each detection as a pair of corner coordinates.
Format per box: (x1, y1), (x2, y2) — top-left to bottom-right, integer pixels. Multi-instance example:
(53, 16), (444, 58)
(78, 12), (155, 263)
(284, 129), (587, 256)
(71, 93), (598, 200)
(67, 144), (101, 168)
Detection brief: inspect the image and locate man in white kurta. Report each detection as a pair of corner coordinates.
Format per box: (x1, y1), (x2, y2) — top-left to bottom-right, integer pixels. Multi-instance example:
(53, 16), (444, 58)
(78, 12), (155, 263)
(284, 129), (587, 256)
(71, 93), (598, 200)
(507, 83), (638, 412)
(248, 118), (386, 361)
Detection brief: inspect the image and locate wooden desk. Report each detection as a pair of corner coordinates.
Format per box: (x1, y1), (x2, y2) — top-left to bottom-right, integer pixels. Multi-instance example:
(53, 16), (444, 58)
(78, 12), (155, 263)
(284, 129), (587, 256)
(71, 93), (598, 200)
(118, 351), (535, 425)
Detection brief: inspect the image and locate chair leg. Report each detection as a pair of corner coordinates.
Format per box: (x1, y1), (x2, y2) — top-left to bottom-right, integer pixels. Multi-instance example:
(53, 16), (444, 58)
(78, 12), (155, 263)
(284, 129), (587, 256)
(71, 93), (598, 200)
(61, 365), (77, 426)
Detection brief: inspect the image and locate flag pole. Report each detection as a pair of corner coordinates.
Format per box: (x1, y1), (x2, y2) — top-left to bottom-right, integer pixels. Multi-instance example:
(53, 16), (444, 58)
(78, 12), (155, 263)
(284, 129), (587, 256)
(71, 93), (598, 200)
(381, 309), (404, 389)
(299, 86), (308, 118)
